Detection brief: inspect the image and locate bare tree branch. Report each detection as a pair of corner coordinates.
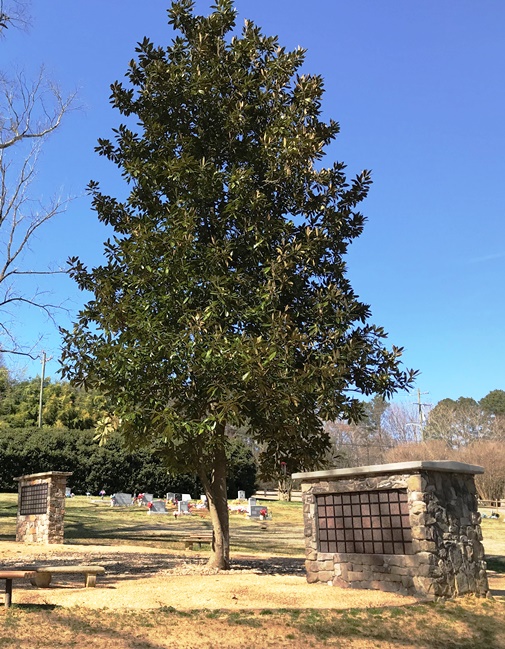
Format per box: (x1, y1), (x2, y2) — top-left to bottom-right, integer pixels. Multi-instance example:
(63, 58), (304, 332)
(7, 270), (67, 275)
(0, 0), (29, 36)
(0, 69), (75, 150)
(0, 347), (38, 359)
(0, 3), (75, 358)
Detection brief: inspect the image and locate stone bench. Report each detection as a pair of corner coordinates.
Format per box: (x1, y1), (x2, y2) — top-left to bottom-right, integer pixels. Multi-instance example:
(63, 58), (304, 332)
(0, 570), (36, 608)
(31, 565), (105, 588)
(184, 532), (214, 550)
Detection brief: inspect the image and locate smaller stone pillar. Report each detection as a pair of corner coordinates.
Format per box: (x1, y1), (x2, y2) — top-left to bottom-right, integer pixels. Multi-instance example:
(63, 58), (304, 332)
(15, 471), (72, 544)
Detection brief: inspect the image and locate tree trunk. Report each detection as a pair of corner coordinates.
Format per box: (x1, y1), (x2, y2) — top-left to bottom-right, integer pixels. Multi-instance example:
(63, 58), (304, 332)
(199, 433), (230, 570)
(278, 477), (292, 502)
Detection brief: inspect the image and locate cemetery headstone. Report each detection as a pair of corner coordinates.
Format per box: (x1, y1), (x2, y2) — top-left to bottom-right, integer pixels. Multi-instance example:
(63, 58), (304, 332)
(65, 487), (72, 498)
(149, 500), (167, 514)
(114, 493), (133, 506)
(200, 494), (207, 503)
(181, 493), (192, 501)
(237, 490), (245, 500)
(178, 500), (189, 514)
(174, 493), (182, 502)
(143, 493), (154, 503)
(249, 504), (267, 519)
(247, 497), (257, 514)
(166, 492), (175, 501)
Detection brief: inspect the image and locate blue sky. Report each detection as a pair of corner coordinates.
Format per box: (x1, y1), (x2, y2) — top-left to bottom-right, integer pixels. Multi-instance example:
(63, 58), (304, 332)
(2, 0), (505, 408)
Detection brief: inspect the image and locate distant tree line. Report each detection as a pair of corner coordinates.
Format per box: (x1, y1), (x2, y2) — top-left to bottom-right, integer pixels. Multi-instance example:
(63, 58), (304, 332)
(0, 371), (256, 497)
(323, 390), (505, 502)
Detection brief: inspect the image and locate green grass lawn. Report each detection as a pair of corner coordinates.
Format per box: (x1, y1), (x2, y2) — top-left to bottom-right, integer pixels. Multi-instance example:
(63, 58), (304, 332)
(1, 493), (504, 559)
(1, 493), (505, 558)
(0, 493), (306, 556)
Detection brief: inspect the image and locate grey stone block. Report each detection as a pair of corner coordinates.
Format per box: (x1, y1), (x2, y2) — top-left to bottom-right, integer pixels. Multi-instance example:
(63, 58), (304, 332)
(318, 571), (334, 582)
(388, 565), (410, 576)
(378, 581), (401, 592)
(332, 576), (350, 588)
(387, 554), (418, 568)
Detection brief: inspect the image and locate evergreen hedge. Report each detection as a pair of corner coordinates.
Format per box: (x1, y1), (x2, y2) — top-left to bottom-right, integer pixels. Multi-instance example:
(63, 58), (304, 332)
(0, 428), (256, 497)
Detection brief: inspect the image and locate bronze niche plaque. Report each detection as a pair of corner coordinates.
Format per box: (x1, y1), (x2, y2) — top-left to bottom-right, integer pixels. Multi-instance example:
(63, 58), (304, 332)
(316, 489), (413, 555)
(20, 483), (48, 515)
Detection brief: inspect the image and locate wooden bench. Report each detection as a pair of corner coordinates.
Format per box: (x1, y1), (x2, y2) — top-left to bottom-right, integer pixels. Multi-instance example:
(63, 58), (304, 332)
(0, 570), (36, 608)
(184, 532), (214, 550)
(31, 565), (105, 588)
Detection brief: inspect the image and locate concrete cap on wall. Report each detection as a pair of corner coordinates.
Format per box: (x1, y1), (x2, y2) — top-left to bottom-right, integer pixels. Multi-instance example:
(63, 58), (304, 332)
(14, 471), (73, 481)
(291, 460), (484, 482)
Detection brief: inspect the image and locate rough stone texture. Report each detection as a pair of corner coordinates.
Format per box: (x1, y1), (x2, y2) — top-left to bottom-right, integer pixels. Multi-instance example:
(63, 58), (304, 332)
(296, 465), (489, 599)
(15, 472), (72, 544)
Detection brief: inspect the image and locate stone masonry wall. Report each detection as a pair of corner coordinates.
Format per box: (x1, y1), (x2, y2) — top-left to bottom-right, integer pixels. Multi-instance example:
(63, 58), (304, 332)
(16, 472), (70, 544)
(302, 470), (488, 598)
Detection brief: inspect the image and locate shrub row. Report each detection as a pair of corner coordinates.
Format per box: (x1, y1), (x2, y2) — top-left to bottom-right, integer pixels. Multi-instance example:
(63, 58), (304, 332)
(0, 427), (256, 498)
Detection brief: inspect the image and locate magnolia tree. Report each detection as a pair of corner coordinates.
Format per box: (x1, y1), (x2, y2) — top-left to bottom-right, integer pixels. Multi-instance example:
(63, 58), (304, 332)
(61, 0), (416, 569)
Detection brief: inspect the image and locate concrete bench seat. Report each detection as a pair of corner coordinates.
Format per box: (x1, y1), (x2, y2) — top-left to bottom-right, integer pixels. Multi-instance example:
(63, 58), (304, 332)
(31, 565), (105, 588)
(0, 570), (36, 608)
(184, 532), (214, 550)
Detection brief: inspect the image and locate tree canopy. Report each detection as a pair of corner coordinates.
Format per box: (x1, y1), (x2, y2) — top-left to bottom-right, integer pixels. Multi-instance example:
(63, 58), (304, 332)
(480, 390), (505, 416)
(0, 374), (107, 429)
(61, 0), (416, 568)
(423, 393), (505, 448)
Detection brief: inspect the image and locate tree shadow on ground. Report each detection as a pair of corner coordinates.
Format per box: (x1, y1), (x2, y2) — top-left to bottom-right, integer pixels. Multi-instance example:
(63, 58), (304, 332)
(0, 607), (174, 649)
(230, 556), (305, 576)
(295, 600), (504, 649)
(11, 603), (57, 611)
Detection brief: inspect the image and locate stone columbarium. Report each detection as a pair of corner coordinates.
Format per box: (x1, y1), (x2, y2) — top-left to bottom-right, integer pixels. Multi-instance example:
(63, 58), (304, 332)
(292, 461), (489, 599)
(15, 471), (72, 544)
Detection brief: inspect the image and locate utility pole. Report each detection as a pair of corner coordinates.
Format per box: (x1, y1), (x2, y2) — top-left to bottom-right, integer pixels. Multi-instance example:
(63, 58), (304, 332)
(406, 390), (430, 442)
(38, 351), (47, 428)
(415, 389), (430, 440)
